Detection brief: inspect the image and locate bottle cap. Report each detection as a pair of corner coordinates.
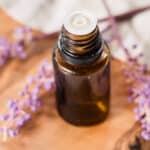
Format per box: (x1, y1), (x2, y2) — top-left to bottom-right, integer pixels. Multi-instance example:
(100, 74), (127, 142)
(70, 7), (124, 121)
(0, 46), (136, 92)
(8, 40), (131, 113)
(64, 10), (97, 36)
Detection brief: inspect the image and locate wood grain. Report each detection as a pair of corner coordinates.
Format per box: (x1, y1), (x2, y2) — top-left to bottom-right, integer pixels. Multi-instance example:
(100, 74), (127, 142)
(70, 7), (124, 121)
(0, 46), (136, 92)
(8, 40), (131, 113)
(0, 9), (135, 150)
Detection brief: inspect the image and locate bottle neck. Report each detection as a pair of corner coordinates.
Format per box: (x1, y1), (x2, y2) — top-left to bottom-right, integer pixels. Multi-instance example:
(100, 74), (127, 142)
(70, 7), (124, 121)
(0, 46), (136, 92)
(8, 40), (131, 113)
(58, 26), (103, 65)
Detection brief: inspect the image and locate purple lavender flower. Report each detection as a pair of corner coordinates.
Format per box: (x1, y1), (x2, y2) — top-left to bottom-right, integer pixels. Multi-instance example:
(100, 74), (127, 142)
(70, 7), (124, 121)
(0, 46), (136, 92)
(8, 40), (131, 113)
(27, 76), (35, 84)
(0, 27), (34, 67)
(13, 27), (33, 44)
(0, 59), (54, 140)
(23, 113), (31, 121)
(8, 129), (19, 138)
(11, 43), (27, 59)
(0, 114), (9, 121)
(124, 61), (150, 140)
(16, 119), (25, 127)
(0, 37), (11, 66)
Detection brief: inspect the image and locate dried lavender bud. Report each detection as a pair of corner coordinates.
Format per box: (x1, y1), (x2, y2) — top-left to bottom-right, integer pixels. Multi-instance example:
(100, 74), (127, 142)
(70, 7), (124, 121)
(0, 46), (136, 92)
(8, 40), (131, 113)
(0, 27), (34, 67)
(13, 27), (33, 44)
(101, 0), (150, 141)
(0, 59), (54, 141)
(0, 114), (9, 121)
(8, 129), (19, 138)
(123, 59), (150, 140)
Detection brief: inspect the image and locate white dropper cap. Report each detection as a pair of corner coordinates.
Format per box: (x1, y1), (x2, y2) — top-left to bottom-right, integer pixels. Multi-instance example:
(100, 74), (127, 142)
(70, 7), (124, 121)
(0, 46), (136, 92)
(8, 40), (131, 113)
(64, 10), (97, 36)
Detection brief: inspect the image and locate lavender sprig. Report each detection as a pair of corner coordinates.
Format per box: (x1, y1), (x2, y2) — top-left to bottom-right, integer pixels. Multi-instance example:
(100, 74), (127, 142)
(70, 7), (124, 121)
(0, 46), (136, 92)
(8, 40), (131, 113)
(123, 62), (150, 140)
(0, 60), (54, 141)
(0, 27), (33, 66)
(102, 0), (150, 141)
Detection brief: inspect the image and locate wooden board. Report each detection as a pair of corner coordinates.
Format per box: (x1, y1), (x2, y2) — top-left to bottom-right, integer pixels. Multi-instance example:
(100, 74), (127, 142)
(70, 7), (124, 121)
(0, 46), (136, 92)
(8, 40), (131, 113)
(0, 9), (135, 150)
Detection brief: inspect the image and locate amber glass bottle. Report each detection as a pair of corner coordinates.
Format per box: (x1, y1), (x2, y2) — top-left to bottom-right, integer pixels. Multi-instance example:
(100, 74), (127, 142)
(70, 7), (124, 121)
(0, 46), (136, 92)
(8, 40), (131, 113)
(52, 11), (110, 126)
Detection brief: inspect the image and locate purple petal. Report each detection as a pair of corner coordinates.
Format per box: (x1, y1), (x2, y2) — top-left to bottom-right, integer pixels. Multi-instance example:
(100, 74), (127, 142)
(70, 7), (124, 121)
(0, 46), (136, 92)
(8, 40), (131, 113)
(24, 113), (31, 121)
(27, 76), (35, 84)
(8, 129), (19, 137)
(0, 114), (9, 121)
(141, 130), (150, 140)
(16, 119), (25, 127)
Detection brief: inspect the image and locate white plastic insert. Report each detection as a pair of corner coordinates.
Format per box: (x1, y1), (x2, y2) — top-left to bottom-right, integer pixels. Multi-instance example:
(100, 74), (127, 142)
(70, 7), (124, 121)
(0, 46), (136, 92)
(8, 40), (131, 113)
(64, 10), (97, 36)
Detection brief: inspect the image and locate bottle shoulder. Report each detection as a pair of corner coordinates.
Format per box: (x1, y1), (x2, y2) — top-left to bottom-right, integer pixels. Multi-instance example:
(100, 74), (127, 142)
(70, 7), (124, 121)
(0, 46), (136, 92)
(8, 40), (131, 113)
(53, 43), (110, 76)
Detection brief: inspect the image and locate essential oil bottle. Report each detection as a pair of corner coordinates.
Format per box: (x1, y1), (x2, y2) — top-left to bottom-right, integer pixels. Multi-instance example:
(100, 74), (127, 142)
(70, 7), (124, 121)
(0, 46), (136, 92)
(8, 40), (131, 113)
(52, 11), (110, 126)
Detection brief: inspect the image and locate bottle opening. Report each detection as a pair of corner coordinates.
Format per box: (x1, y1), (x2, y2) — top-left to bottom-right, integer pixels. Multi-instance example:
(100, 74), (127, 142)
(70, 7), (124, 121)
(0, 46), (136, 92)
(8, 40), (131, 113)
(64, 10), (97, 36)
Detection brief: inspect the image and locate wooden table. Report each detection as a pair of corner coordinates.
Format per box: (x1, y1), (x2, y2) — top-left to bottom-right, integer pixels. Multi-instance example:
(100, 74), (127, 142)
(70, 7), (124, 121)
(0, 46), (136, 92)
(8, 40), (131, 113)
(0, 9), (135, 150)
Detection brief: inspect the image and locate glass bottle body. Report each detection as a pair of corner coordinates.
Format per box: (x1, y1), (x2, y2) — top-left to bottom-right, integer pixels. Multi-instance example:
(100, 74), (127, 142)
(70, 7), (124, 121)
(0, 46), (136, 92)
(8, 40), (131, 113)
(53, 43), (110, 126)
